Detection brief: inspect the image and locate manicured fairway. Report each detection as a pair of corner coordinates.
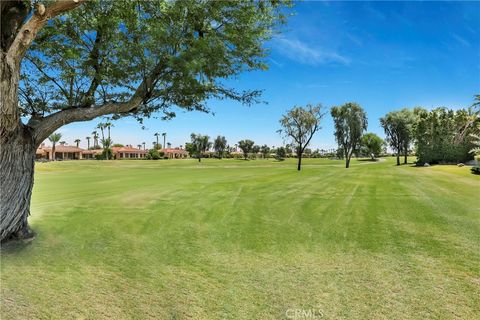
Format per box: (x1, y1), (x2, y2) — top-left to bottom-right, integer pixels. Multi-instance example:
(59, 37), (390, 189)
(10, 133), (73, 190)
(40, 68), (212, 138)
(1, 158), (479, 319)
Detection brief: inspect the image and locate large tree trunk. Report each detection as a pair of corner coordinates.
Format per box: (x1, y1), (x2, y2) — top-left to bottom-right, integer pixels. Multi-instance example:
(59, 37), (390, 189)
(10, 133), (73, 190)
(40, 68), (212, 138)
(297, 152), (302, 171)
(0, 126), (36, 241)
(396, 153), (400, 166)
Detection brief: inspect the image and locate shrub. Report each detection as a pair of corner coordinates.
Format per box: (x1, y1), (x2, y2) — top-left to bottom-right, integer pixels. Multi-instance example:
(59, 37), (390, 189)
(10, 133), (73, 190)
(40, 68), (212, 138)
(471, 166), (480, 175)
(146, 149), (161, 160)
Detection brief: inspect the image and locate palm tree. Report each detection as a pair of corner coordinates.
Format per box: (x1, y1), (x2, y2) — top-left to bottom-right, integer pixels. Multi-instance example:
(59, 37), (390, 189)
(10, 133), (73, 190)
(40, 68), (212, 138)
(74, 139), (81, 148)
(154, 132), (160, 149)
(167, 142), (171, 149)
(96, 123), (106, 141)
(137, 144), (142, 150)
(105, 121), (114, 139)
(142, 142), (146, 150)
(91, 131), (99, 148)
(48, 133), (62, 161)
(162, 132), (167, 151)
(59, 141), (66, 146)
(470, 134), (480, 156)
(86, 136), (91, 149)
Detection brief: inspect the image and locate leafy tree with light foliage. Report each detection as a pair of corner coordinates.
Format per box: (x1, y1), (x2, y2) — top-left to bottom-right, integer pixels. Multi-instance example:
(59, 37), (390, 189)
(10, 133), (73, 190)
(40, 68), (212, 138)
(213, 135), (227, 158)
(331, 103), (367, 168)
(279, 104), (324, 170)
(238, 139), (255, 160)
(190, 134), (211, 162)
(260, 145), (271, 159)
(0, 0), (290, 241)
(360, 133), (383, 160)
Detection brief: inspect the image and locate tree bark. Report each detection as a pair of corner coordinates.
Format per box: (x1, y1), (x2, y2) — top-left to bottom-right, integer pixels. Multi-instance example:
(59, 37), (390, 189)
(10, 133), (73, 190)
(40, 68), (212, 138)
(297, 152), (302, 171)
(404, 147), (408, 164)
(1, 125), (36, 241)
(396, 153), (400, 166)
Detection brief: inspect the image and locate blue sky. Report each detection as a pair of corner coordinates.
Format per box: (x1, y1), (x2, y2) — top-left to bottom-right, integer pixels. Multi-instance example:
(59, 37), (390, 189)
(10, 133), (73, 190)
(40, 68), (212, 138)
(58, 1), (480, 150)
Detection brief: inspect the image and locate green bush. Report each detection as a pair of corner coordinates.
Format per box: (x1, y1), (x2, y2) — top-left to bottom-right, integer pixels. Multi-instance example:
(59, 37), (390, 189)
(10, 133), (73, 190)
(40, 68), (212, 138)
(146, 149), (161, 160)
(471, 166), (480, 175)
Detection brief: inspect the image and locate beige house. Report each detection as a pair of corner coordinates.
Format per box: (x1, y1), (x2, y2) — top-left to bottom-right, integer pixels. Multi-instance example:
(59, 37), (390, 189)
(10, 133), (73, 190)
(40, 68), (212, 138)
(81, 149), (103, 159)
(112, 146), (147, 159)
(36, 145), (84, 160)
(162, 148), (189, 159)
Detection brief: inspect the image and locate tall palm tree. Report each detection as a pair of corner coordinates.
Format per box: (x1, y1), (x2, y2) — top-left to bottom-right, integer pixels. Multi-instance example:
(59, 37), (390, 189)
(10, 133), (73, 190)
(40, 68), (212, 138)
(91, 131), (99, 148)
(167, 142), (171, 149)
(137, 144), (142, 150)
(142, 142), (146, 150)
(74, 139), (81, 148)
(48, 133), (62, 161)
(162, 132), (167, 151)
(86, 136), (91, 149)
(154, 132), (160, 149)
(59, 141), (66, 146)
(96, 123), (106, 141)
(105, 121), (114, 139)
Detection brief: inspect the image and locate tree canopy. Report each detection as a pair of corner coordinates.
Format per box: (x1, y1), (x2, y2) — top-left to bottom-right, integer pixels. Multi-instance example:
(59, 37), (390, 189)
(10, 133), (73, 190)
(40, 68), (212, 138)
(279, 104), (324, 170)
(331, 102), (367, 168)
(238, 139), (255, 160)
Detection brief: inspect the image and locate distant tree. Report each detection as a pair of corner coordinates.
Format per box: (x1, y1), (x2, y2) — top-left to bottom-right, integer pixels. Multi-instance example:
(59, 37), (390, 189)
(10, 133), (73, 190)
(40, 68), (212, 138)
(190, 134), (212, 162)
(146, 149), (161, 160)
(275, 146), (286, 160)
(112, 143), (124, 147)
(59, 141), (66, 146)
(279, 104), (324, 170)
(86, 136), (91, 149)
(260, 145), (270, 158)
(214, 136), (228, 158)
(167, 142), (171, 149)
(252, 145), (261, 158)
(48, 133), (62, 161)
(92, 131), (99, 148)
(142, 142), (146, 150)
(74, 139), (81, 148)
(238, 139), (255, 160)
(414, 108), (477, 164)
(162, 133), (167, 152)
(380, 109), (415, 165)
(101, 138), (113, 160)
(137, 144), (142, 149)
(154, 133), (160, 150)
(361, 133), (383, 160)
(331, 103), (367, 168)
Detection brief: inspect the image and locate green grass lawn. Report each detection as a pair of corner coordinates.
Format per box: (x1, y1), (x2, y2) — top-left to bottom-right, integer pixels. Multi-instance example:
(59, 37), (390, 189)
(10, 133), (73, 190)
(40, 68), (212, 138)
(1, 157), (479, 319)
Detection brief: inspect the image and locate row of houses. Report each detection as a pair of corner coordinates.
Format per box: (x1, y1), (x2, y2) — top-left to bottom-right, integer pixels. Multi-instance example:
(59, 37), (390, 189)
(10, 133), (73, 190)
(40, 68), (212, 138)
(36, 144), (188, 160)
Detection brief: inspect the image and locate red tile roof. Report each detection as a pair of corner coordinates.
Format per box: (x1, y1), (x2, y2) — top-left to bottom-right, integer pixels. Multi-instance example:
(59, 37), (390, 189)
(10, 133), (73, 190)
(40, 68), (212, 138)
(112, 146), (147, 154)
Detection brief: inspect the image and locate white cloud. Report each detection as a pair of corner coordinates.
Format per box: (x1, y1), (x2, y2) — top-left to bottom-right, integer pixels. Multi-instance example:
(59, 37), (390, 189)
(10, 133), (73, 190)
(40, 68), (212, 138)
(273, 37), (351, 66)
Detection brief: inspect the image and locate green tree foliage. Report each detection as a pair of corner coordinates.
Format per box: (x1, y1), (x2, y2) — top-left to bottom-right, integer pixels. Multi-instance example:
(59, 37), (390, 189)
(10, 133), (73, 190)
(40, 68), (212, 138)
(380, 109), (416, 165)
(279, 104), (324, 170)
(213, 136), (227, 158)
(260, 145), (271, 159)
(146, 149), (161, 160)
(238, 139), (255, 160)
(414, 108), (477, 164)
(275, 146), (286, 160)
(189, 134), (211, 162)
(331, 103), (367, 168)
(361, 133), (384, 160)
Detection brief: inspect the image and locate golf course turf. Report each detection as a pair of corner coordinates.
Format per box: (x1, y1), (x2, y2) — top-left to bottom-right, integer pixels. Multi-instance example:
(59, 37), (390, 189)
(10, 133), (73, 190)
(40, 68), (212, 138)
(1, 158), (479, 319)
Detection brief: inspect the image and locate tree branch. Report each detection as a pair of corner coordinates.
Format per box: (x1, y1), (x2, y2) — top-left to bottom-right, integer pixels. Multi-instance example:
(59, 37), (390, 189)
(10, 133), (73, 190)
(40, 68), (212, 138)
(7, 0), (86, 66)
(31, 56), (168, 146)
